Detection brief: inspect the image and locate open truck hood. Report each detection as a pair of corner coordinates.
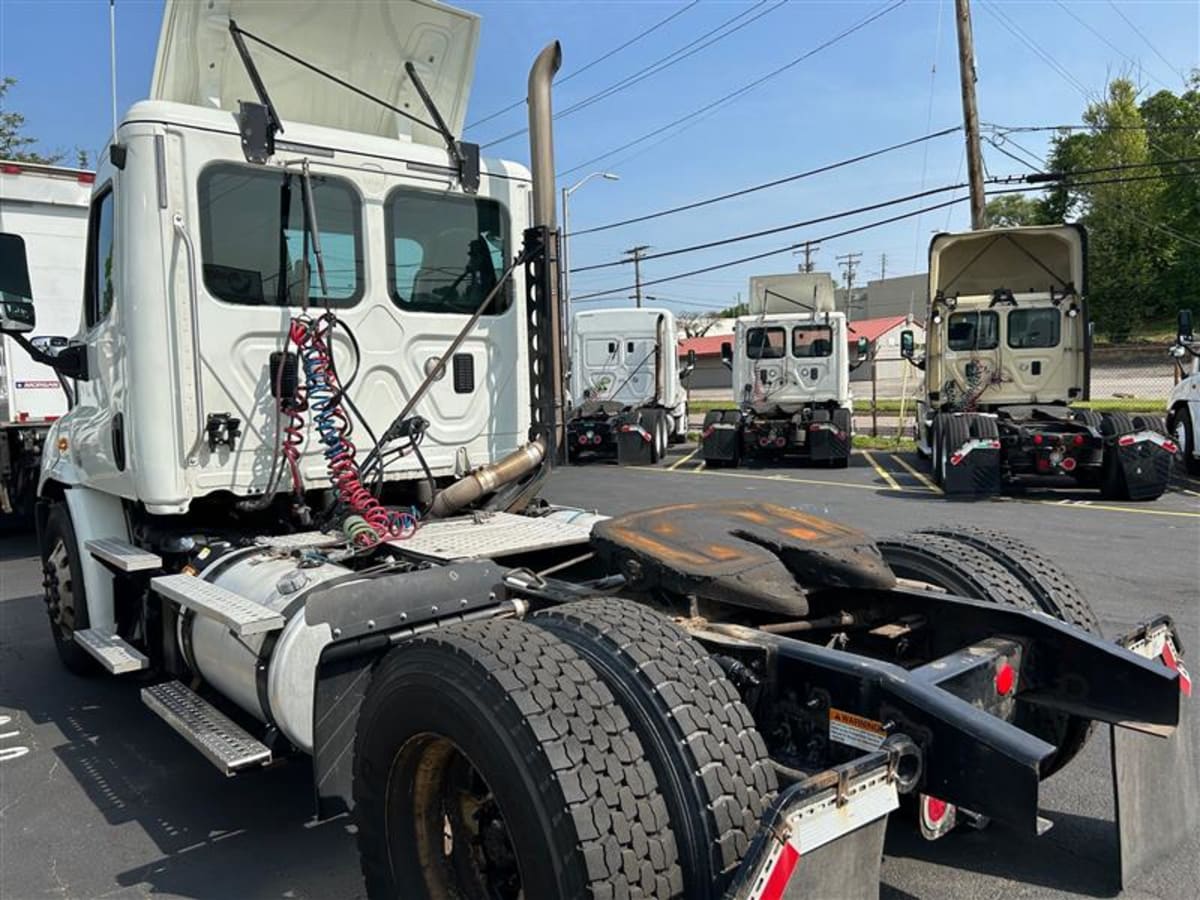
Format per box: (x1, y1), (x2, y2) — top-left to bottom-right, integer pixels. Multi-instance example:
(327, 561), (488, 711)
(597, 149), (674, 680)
(151, 0), (479, 146)
(929, 225), (1086, 300)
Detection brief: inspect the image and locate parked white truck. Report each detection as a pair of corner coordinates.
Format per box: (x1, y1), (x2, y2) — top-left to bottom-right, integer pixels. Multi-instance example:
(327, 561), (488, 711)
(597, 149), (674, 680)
(901, 225), (1175, 499)
(1168, 309), (1199, 474)
(0, 3), (1192, 898)
(565, 307), (692, 464)
(0, 161), (91, 515)
(701, 275), (868, 468)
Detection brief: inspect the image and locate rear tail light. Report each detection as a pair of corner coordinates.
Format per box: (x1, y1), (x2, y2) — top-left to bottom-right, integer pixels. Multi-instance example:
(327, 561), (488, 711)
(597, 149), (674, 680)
(1162, 439), (1178, 454)
(1033, 433), (1044, 445)
(759, 436), (771, 447)
(1073, 433), (1085, 446)
(774, 436), (786, 448)
(995, 662), (1016, 695)
(919, 793), (958, 840)
(578, 434), (589, 445)
(1060, 457), (1077, 472)
(1118, 434), (1135, 446)
(592, 435), (602, 445)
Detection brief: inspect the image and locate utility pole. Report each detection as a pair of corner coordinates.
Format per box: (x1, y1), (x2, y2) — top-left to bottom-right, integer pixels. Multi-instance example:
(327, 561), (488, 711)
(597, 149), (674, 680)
(625, 245), (650, 308)
(797, 240), (820, 273)
(954, 0), (987, 230)
(837, 251), (862, 320)
(879, 252), (888, 280)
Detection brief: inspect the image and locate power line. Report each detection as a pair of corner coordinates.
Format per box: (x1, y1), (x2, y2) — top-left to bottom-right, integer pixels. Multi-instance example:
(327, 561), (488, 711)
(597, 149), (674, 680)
(1106, 0), (1189, 85)
(481, 1), (783, 148)
(571, 170), (1196, 303)
(465, 1), (701, 132)
(572, 154), (1200, 275)
(558, 0), (910, 178)
(1051, 0), (1172, 92)
(569, 125), (959, 237)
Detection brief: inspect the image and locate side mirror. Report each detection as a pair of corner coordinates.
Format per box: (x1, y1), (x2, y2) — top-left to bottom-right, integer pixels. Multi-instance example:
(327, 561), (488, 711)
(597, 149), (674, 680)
(856, 336), (870, 361)
(720, 341), (732, 369)
(1178, 309), (1194, 341)
(0, 233), (36, 334)
(30, 335), (70, 358)
(680, 347), (696, 380)
(900, 330), (915, 359)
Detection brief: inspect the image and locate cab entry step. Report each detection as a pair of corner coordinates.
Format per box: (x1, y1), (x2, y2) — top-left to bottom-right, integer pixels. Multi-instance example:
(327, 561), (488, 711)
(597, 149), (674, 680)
(73, 627), (148, 674)
(84, 538), (163, 572)
(151, 574), (284, 637)
(141, 681), (272, 776)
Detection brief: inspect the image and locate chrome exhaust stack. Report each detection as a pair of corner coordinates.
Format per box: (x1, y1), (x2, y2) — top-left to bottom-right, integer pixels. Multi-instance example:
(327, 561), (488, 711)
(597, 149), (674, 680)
(527, 41), (562, 230)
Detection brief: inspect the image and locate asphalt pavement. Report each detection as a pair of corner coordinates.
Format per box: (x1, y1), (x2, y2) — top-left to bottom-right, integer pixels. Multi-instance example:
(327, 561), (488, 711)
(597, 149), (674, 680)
(1, 448), (1197, 899)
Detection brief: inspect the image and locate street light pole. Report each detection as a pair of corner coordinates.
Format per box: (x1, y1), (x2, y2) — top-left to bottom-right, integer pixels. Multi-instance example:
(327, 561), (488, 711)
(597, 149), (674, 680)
(561, 171), (619, 328)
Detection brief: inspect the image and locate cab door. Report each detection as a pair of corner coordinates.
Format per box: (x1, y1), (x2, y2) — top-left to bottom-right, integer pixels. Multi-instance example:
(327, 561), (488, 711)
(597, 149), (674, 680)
(68, 177), (131, 495)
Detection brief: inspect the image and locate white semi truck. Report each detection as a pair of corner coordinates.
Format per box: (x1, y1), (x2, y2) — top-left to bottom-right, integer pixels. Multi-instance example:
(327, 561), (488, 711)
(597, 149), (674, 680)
(0, 161), (92, 516)
(0, 3), (1193, 898)
(901, 225), (1176, 499)
(565, 307), (691, 465)
(701, 275), (868, 467)
(1168, 309), (1199, 474)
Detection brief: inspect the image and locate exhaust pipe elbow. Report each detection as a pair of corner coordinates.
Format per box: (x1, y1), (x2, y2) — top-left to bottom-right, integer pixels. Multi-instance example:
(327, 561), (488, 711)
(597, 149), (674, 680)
(428, 439), (547, 518)
(528, 41), (562, 230)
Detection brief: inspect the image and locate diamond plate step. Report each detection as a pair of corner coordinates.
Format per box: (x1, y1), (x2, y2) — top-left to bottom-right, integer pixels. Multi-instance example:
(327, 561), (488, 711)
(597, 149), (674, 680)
(84, 538), (163, 572)
(73, 627), (148, 674)
(141, 681), (271, 776)
(151, 574), (284, 636)
(389, 511), (593, 561)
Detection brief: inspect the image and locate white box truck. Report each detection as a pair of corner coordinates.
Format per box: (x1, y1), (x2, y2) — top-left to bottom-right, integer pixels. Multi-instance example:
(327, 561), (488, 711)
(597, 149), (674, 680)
(0, 161), (92, 514)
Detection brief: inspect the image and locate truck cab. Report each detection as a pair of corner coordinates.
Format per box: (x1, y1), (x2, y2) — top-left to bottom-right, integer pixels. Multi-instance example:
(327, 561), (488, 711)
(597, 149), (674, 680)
(565, 307), (690, 464)
(902, 225), (1173, 499)
(1167, 309), (1199, 474)
(700, 307), (865, 468)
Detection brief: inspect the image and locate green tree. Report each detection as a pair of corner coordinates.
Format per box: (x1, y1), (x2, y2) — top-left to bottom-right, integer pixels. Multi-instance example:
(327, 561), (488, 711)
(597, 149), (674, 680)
(984, 193), (1051, 227)
(0, 77), (63, 164)
(1042, 78), (1177, 341)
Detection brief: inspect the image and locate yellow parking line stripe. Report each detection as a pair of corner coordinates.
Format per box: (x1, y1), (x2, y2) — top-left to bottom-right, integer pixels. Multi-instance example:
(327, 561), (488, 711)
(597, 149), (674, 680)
(1016, 498), (1200, 519)
(644, 463), (887, 492)
(888, 453), (942, 493)
(669, 449), (698, 471)
(860, 450), (901, 491)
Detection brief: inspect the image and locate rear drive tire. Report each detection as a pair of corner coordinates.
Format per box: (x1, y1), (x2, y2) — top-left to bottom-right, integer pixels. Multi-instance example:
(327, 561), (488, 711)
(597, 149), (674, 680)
(39, 503), (99, 676)
(534, 599), (777, 900)
(939, 415), (972, 495)
(353, 619), (682, 900)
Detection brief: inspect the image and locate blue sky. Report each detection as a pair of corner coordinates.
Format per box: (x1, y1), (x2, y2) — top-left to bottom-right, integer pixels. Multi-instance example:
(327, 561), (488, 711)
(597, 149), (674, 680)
(2, 0), (1196, 314)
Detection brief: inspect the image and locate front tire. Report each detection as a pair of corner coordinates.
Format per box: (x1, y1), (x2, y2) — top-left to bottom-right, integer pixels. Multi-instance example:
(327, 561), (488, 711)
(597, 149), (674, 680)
(353, 619), (682, 900)
(39, 503), (98, 676)
(1169, 406), (1200, 475)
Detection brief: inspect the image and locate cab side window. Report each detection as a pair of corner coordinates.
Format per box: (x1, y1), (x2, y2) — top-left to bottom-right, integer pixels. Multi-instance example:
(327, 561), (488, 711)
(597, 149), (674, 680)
(85, 187), (115, 328)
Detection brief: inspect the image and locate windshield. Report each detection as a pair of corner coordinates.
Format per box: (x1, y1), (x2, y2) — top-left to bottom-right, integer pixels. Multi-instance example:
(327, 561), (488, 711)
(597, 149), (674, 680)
(947, 311), (999, 351)
(1007, 307), (1061, 348)
(198, 164), (362, 307)
(746, 326), (786, 359)
(387, 188), (511, 315)
(793, 324), (833, 358)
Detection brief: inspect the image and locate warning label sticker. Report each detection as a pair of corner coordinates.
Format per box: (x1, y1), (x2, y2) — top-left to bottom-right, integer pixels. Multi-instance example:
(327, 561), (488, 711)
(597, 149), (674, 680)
(828, 708), (887, 752)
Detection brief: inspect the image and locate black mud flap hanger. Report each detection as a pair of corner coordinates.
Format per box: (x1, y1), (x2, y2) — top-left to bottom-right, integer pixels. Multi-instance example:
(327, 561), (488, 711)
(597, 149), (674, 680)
(726, 741), (916, 900)
(942, 436), (1001, 496)
(1111, 616), (1196, 889)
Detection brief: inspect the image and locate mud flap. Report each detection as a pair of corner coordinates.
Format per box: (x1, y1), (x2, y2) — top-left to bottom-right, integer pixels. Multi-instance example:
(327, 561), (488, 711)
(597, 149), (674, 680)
(942, 439), (1001, 496)
(808, 424), (850, 464)
(1113, 436), (1174, 500)
(1112, 619), (1195, 888)
(616, 416), (655, 466)
(726, 752), (899, 900)
(701, 411), (740, 464)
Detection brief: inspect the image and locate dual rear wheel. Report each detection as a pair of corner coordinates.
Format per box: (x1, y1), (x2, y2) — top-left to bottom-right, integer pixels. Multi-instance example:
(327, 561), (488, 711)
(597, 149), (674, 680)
(353, 607), (777, 899)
